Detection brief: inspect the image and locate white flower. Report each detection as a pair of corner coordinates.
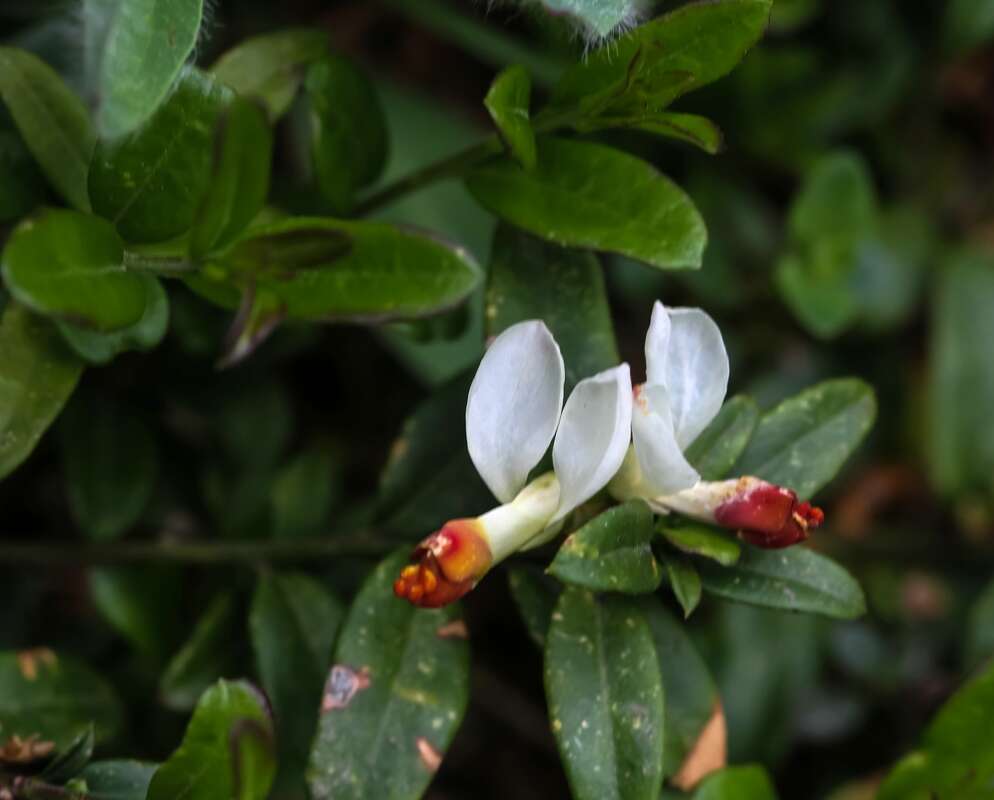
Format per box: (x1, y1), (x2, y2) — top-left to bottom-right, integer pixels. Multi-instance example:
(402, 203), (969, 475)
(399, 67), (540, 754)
(629, 300), (729, 495)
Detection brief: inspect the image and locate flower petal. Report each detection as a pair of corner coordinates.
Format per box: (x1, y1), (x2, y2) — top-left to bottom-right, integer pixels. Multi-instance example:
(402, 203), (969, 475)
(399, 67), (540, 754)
(551, 363), (633, 522)
(645, 301), (728, 449)
(466, 320), (565, 503)
(631, 383), (700, 495)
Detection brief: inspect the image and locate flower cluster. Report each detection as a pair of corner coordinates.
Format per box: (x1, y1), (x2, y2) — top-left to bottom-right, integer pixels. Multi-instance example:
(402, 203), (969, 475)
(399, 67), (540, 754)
(394, 302), (823, 608)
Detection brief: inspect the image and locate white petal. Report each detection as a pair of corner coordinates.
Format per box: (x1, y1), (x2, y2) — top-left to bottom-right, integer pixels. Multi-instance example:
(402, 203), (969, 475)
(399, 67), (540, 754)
(551, 363), (633, 522)
(466, 321), (565, 503)
(631, 383), (700, 495)
(645, 302), (728, 449)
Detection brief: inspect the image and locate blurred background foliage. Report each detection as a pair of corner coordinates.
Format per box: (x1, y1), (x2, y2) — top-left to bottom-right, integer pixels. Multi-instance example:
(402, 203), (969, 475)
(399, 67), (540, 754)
(1, 0), (994, 798)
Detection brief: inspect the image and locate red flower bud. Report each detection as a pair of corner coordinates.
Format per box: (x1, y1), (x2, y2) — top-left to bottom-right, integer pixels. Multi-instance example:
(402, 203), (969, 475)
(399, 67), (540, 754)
(714, 481), (824, 548)
(393, 519), (493, 608)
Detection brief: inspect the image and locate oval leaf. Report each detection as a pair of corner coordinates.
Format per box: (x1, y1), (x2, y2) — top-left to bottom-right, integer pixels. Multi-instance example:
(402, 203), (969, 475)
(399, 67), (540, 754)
(306, 55), (388, 215)
(307, 550), (470, 800)
(658, 521), (741, 567)
(89, 68), (232, 243)
(665, 555), (703, 618)
(466, 137), (705, 270)
(81, 760), (158, 800)
(147, 679), (275, 800)
(698, 545), (866, 619)
(0, 47), (94, 211)
(94, 0), (205, 138)
(484, 65), (536, 169)
(211, 28), (329, 120)
(0, 304), (83, 480)
(545, 588), (665, 800)
(685, 395), (759, 480)
(549, 501), (661, 593)
(733, 378), (876, 498)
(0, 650), (123, 747)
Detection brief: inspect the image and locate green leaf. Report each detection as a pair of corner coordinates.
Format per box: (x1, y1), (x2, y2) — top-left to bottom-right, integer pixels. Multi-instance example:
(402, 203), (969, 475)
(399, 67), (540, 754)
(211, 29), (330, 120)
(879, 660), (994, 800)
(698, 545), (866, 619)
(966, 578), (994, 669)
(89, 567), (183, 664)
(484, 65), (536, 169)
(93, 0), (204, 138)
(929, 251), (994, 496)
(665, 555), (702, 618)
(549, 0), (773, 115)
(776, 242), (861, 339)
(685, 395), (759, 480)
(306, 55), (388, 214)
(271, 446), (340, 538)
(630, 112), (724, 154)
(89, 68), (233, 243)
(160, 593), (240, 711)
(0, 650), (123, 747)
(56, 276), (169, 364)
(635, 597), (721, 777)
(508, 565), (562, 649)
(80, 760), (158, 800)
(788, 152), (876, 243)
(693, 765), (779, 799)
(307, 550), (470, 800)
(0, 47), (95, 211)
(467, 137), (705, 270)
(0, 120), (47, 223)
(548, 501), (661, 593)
(197, 218), (482, 322)
(147, 680), (275, 800)
(733, 378), (876, 498)
(61, 397), (157, 541)
(659, 521), (741, 567)
(486, 223), (618, 391)
(0, 303), (83, 481)
(250, 573), (344, 796)
(545, 588), (665, 800)
(41, 725), (94, 783)
(1, 210), (148, 331)
(190, 97), (273, 258)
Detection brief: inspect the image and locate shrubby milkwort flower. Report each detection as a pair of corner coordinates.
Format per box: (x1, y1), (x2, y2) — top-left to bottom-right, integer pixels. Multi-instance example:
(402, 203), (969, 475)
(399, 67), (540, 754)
(394, 303), (824, 608)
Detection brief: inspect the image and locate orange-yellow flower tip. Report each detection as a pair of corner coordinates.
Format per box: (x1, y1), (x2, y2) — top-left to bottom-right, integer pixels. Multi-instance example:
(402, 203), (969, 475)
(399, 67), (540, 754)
(393, 519), (493, 608)
(715, 481), (825, 549)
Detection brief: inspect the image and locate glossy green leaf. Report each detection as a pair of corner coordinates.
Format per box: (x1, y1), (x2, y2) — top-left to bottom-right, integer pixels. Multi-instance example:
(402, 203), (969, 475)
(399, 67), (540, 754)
(212, 28), (329, 120)
(0, 650), (123, 747)
(698, 545), (866, 619)
(966, 578), (994, 668)
(929, 251), (994, 497)
(93, 0), (204, 138)
(307, 550), (470, 800)
(549, 0), (773, 114)
(879, 660), (994, 800)
(508, 565), (562, 649)
(250, 572), (344, 796)
(0, 47), (94, 211)
(41, 725), (94, 783)
(665, 555), (702, 618)
(659, 521), (741, 566)
(545, 588), (665, 800)
(0, 121), (46, 222)
(56, 276), (169, 364)
(306, 55), (388, 214)
(89, 68), (232, 243)
(197, 218), (482, 322)
(190, 97), (273, 258)
(61, 397), (157, 541)
(0, 303), (83, 481)
(89, 567), (183, 664)
(147, 680), (275, 800)
(486, 223), (618, 391)
(467, 137), (705, 270)
(2, 210), (149, 331)
(635, 597), (721, 777)
(549, 501), (661, 593)
(160, 593), (240, 711)
(733, 379), (876, 498)
(685, 395), (759, 480)
(484, 65), (536, 169)
(583, 111), (724, 154)
(693, 765), (779, 799)
(81, 760), (158, 800)
(271, 446), (340, 538)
